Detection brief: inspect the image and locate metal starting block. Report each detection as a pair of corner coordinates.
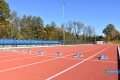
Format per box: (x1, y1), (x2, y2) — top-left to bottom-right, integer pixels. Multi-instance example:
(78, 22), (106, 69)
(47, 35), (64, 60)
(28, 50), (32, 53)
(74, 53), (83, 58)
(56, 52), (61, 56)
(98, 54), (108, 60)
(53, 52), (62, 56)
(37, 51), (43, 55)
(20, 50), (24, 52)
(98, 54), (102, 59)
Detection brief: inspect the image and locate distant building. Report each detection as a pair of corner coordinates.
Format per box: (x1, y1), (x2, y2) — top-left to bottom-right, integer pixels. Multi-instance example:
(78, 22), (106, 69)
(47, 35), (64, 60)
(94, 41), (104, 44)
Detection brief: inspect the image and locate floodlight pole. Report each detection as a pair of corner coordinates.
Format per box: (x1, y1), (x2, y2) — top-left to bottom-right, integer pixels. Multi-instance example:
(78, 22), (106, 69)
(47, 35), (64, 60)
(94, 22), (96, 42)
(62, 2), (65, 45)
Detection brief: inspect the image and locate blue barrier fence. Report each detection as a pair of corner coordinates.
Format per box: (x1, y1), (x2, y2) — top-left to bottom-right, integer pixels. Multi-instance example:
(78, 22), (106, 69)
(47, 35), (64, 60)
(0, 39), (61, 45)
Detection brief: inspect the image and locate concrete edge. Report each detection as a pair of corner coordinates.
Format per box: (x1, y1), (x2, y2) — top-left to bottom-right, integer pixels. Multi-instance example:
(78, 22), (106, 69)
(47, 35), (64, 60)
(0, 44), (93, 50)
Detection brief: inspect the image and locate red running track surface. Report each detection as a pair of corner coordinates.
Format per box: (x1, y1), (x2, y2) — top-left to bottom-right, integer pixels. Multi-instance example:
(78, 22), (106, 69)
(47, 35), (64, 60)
(0, 44), (118, 80)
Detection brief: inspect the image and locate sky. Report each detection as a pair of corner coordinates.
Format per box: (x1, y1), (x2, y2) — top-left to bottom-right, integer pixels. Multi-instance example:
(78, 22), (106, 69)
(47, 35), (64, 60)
(5, 0), (120, 36)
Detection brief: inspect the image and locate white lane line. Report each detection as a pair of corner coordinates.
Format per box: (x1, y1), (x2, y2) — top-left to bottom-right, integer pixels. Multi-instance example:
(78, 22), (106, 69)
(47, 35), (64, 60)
(0, 50), (23, 56)
(91, 60), (117, 63)
(0, 50), (35, 55)
(46, 45), (113, 80)
(0, 56), (66, 73)
(0, 58), (59, 72)
(0, 55), (44, 63)
(0, 54), (35, 57)
(0, 44), (107, 62)
(63, 58), (117, 63)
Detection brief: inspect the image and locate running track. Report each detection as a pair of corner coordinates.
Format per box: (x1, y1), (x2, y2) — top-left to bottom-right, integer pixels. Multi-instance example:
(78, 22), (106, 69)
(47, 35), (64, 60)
(0, 44), (118, 80)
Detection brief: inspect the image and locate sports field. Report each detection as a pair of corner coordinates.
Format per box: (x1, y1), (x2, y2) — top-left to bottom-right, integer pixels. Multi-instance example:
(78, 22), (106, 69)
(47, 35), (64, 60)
(0, 44), (119, 80)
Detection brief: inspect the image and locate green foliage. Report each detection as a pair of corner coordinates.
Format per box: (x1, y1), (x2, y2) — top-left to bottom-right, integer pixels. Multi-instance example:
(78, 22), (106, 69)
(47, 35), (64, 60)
(9, 11), (20, 39)
(103, 24), (115, 36)
(112, 40), (120, 44)
(0, 0), (11, 38)
(0, 0), (10, 23)
(20, 15), (44, 40)
(103, 24), (120, 41)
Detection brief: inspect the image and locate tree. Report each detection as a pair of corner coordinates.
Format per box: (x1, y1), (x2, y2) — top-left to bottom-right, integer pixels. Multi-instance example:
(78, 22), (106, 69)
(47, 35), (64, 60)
(20, 15), (28, 39)
(65, 21), (73, 41)
(9, 11), (20, 39)
(110, 29), (119, 40)
(31, 16), (37, 40)
(82, 26), (87, 42)
(55, 27), (63, 40)
(0, 0), (10, 24)
(98, 35), (105, 41)
(50, 21), (57, 40)
(36, 16), (44, 40)
(0, 0), (11, 39)
(66, 21), (73, 34)
(0, 20), (11, 38)
(81, 25), (95, 42)
(103, 24), (116, 41)
(76, 21), (84, 39)
(20, 15), (44, 40)
(73, 22), (77, 41)
(103, 24), (115, 36)
(44, 24), (53, 40)
(72, 21), (85, 42)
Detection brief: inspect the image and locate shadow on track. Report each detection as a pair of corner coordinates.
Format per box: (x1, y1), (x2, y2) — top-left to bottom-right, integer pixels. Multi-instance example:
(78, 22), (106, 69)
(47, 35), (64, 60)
(117, 46), (120, 80)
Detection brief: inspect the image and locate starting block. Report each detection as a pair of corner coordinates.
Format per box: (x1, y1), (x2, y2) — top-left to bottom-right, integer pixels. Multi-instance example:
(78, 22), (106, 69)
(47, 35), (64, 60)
(37, 51), (46, 55)
(98, 54), (103, 59)
(103, 55), (108, 60)
(28, 50), (32, 53)
(37, 51), (44, 55)
(20, 50), (33, 53)
(74, 53), (83, 58)
(53, 52), (62, 56)
(20, 50), (24, 53)
(98, 54), (108, 60)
